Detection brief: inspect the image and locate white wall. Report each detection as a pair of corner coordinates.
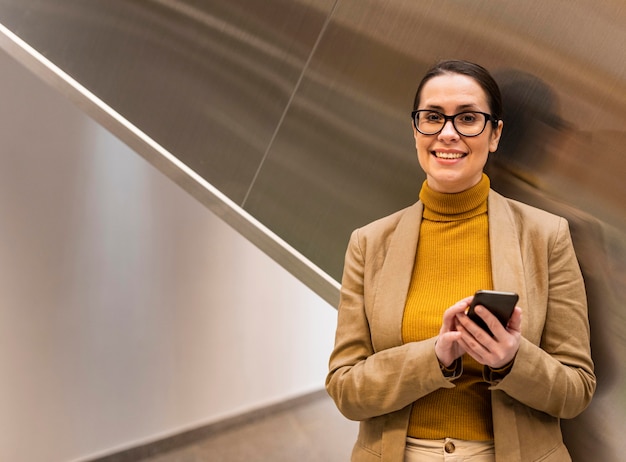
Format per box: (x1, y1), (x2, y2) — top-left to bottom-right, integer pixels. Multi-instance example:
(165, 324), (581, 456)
(0, 50), (338, 462)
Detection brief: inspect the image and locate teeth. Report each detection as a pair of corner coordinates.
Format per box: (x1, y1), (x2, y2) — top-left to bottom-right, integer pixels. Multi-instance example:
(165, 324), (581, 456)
(434, 151), (464, 159)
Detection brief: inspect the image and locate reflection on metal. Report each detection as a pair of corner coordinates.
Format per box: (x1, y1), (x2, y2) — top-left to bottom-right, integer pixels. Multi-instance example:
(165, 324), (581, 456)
(1, 0), (625, 460)
(0, 21), (340, 307)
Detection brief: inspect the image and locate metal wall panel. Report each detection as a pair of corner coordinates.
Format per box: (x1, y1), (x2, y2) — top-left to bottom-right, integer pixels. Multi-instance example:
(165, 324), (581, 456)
(0, 0), (341, 304)
(248, 0), (626, 279)
(2, 0), (624, 282)
(0, 0), (335, 203)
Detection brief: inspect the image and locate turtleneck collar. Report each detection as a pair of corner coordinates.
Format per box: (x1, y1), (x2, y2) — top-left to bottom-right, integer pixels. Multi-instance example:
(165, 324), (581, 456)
(419, 174), (490, 222)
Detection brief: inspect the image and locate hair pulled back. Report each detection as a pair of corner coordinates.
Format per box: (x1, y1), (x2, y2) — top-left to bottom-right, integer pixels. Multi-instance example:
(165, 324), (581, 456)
(413, 60), (503, 123)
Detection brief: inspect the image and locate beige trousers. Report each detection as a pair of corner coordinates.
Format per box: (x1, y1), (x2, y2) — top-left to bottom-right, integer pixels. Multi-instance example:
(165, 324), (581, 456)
(404, 437), (495, 462)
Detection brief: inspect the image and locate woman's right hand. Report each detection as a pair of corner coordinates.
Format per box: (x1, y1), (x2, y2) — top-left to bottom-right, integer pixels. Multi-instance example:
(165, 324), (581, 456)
(434, 297), (473, 367)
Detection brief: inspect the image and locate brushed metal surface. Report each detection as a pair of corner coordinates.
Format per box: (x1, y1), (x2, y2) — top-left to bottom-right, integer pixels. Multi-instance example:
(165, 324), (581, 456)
(0, 0), (341, 306)
(1, 1), (625, 459)
(0, 0), (336, 202)
(0, 20), (341, 308)
(248, 0), (626, 280)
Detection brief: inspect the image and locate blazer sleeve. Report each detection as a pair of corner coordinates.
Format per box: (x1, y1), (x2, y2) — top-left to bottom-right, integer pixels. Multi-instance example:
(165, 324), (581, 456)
(325, 228), (455, 422)
(489, 217), (596, 419)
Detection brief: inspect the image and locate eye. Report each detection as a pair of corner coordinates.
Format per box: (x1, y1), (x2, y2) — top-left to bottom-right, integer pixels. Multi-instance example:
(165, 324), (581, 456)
(424, 112), (444, 122)
(456, 112), (487, 127)
(457, 112), (479, 124)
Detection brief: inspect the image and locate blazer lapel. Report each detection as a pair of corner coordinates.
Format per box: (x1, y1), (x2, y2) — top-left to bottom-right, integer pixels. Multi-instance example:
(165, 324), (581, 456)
(488, 191), (528, 314)
(371, 202), (423, 352)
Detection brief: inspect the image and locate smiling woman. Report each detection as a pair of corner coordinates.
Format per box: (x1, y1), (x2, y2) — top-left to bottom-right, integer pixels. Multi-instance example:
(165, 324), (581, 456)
(412, 66), (503, 194)
(326, 60), (595, 462)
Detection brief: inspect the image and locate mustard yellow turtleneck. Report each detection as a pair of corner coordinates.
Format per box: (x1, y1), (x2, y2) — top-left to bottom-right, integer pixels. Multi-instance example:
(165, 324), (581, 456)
(402, 174), (493, 441)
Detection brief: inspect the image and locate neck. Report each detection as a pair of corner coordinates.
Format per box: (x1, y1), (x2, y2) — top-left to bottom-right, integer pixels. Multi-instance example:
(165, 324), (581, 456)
(420, 174), (490, 221)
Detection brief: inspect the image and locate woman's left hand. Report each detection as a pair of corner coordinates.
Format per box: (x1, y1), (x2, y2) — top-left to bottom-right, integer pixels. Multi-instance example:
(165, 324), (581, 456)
(455, 305), (522, 369)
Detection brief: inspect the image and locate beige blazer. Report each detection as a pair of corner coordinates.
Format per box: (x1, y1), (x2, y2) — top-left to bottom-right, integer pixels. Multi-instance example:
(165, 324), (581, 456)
(326, 190), (596, 462)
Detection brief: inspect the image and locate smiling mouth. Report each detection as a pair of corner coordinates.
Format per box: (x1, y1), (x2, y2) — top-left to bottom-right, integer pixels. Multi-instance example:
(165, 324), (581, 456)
(433, 151), (466, 159)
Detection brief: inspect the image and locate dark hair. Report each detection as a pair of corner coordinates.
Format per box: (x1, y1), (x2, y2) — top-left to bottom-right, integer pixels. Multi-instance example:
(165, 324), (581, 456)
(412, 60), (503, 123)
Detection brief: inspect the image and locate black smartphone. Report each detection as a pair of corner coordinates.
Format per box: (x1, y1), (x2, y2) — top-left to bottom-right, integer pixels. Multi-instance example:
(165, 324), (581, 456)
(467, 290), (519, 336)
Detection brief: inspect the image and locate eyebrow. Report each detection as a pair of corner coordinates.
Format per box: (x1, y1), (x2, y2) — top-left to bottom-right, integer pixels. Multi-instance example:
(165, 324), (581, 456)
(422, 103), (483, 112)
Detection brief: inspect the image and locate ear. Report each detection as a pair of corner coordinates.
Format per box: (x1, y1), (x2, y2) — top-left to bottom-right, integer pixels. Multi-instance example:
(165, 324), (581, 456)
(489, 119), (504, 153)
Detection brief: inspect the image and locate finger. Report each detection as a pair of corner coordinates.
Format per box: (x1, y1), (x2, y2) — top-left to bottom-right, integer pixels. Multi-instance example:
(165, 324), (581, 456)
(456, 316), (488, 349)
(439, 331), (462, 344)
(449, 297), (474, 319)
(441, 297), (474, 331)
(456, 335), (487, 365)
(447, 297), (474, 315)
(507, 306), (523, 332)
(474, 305), (509, 339)
(456, 310), (493, 342)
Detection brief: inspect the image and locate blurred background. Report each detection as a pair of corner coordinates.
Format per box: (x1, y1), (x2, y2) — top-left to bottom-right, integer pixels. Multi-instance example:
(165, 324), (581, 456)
(0, 1), (624, 461)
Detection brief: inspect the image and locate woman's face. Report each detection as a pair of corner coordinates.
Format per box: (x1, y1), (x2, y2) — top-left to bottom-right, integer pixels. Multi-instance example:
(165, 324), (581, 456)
(413, 73), (503, 193)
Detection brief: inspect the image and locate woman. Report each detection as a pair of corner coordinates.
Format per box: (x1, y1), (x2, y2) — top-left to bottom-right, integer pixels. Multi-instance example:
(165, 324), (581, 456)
(326, 60), (595, 462)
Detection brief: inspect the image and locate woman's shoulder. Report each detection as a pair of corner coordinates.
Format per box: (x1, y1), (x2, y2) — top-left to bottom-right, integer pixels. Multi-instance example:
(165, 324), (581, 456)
(355, 202), (421, 238)
(346, 202), (422, 257)
(489, 189), (567, 231)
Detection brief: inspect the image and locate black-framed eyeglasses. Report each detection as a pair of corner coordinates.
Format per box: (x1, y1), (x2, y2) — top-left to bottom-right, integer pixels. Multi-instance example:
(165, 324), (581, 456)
(411, 110), (497, 137)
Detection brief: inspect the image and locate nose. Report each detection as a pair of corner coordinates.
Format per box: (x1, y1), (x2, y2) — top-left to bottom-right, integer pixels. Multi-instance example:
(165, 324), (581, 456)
(439, 119), (459, 139)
